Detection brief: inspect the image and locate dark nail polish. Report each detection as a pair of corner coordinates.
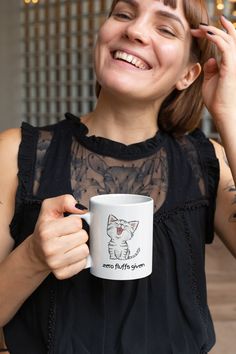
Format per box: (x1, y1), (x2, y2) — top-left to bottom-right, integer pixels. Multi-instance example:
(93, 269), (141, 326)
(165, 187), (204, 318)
(75, 202), (87, 211)
(200, 22), (209, 26)
(207, 31), (215, 35)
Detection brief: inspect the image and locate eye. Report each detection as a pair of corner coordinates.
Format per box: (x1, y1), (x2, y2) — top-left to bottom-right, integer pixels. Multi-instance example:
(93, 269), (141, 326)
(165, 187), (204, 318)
(113, 12), (132, 20)
(158, 27), (176, 37)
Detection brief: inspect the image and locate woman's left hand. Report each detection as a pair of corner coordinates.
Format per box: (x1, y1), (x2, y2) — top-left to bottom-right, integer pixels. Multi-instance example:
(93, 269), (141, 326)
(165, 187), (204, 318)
(191, 16), (236, 126)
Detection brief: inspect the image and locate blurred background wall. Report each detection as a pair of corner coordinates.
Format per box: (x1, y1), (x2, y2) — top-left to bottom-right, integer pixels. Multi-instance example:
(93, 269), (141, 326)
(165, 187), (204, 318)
(0, 0), (21, 130)
(0, 1), (235, 353)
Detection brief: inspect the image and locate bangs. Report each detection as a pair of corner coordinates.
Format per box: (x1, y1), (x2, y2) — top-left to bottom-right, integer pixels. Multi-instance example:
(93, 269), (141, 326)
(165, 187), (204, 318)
(110, 0), (178, 14)
(162, 0), (177, 9)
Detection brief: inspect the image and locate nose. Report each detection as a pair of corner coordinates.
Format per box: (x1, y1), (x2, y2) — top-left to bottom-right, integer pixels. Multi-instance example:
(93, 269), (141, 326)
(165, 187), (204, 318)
(124, 20), (149, 45)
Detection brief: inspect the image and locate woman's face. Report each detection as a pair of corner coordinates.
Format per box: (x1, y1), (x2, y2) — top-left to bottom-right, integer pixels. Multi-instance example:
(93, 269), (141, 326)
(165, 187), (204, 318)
(95, 0), (198, 104)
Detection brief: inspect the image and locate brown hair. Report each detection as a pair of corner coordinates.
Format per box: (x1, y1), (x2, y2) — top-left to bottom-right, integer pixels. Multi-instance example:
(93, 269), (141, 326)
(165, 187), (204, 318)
(96, 0), (217, 135)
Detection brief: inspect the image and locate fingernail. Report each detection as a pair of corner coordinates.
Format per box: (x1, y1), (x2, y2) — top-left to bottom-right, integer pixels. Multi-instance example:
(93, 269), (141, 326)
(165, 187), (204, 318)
(75, 202), (87, 211)
(207, 31), (215, 35)
(199, 22), (209, 26)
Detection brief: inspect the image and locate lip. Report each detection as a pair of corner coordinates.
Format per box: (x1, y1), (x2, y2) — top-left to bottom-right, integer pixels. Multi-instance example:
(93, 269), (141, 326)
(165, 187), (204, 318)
(111, 48), (152, 70)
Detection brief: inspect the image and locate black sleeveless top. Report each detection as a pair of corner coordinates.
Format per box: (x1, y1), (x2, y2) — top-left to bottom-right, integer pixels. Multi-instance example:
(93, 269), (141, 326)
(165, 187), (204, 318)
(5, 113), (219, 354)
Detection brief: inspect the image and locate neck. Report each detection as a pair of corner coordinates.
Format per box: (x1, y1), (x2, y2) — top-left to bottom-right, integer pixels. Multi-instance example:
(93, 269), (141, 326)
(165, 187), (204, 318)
(81, 90), (160, 145)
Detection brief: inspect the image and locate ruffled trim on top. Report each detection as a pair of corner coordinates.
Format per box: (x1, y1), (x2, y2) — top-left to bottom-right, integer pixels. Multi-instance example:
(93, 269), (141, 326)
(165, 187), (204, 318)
(65, 112), (165, 160)
(189, 129), (220, 244)
(9, 122), (39, 241)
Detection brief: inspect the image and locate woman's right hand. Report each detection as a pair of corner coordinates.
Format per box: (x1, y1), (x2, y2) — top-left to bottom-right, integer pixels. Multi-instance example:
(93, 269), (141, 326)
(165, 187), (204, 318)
(29, 194), (89, 280)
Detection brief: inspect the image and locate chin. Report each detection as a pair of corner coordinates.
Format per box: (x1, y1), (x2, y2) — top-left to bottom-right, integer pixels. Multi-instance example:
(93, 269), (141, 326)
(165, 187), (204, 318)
(103, 85), (142, 101)
(98, 77), (143, 99)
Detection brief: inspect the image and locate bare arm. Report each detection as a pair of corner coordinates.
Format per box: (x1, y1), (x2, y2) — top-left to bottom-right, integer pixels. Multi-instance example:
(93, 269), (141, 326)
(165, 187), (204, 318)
(0, 129), (89, 327)
(0, 128), (49, 326)
(0, 128), (24, 349)
(212, 140), (236, 258)
(192, 16), (236, 258)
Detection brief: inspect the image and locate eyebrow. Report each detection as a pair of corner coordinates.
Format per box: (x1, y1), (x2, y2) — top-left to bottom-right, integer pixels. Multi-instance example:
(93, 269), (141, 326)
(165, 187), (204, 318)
(156, 10), (185, 30)
(116, 0), (185, 30)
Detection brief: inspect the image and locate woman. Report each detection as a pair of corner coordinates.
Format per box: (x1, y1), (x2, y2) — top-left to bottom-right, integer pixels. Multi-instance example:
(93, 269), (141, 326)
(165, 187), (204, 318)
(0, 0), (236, 353)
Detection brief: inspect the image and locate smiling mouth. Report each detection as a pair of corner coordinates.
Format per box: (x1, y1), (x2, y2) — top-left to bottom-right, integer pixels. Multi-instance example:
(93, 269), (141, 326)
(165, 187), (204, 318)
(117, 227), (124, 236)
(113, 51), (151, 70)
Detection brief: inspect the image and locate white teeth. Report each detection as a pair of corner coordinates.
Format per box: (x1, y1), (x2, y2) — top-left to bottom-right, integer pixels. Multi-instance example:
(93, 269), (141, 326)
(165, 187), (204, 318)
(127, 54), (133, 63)
(114, 51), (149, 70)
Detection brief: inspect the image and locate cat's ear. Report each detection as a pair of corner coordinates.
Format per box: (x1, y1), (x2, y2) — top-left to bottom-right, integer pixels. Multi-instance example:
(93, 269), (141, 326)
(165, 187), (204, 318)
(129, 221), (139, 232)
(108, 214), (118, 224)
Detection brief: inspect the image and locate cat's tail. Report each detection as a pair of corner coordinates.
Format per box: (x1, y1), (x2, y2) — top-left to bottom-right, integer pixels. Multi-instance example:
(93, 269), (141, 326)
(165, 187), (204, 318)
(128, 248), (141, 259)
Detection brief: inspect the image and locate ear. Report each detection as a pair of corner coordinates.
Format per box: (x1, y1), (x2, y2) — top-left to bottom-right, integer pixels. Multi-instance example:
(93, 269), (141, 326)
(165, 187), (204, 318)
(175, 62), (202, 91)
(108, 214), (118, 224)
(129, 221), (139, 233)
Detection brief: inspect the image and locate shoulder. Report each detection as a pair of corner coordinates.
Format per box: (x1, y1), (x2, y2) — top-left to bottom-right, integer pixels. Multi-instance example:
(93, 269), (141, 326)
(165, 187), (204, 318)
(0, 127), (22, 181)
(209, 138), (228, 175)
(0, 128), (21, 205)
(210, 138), (230, 184)
(0, 128), (21, 160)
(210, 138), (224, 159)
(0, 127), (21, 143)
(0, 129), (22, 254)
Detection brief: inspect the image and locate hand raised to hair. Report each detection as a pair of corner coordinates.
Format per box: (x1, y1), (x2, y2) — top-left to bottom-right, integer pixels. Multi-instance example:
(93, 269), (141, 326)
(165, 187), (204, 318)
(191, 16), (236, 125)
(28, 194), (89, 280)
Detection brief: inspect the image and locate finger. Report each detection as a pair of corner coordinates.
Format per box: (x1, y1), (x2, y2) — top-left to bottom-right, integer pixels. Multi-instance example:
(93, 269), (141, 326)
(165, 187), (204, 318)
(203, 58), (218, 73)
(61, 229), (89, 252)
(45, 228), (89, 255)
(191, 22), (233, 44)
(40, 194), (84, 221)
(203, 58), (219, 81)
(64, 203), (88, 217)
(39, 229), (89, 267)
(61, 243), (90, 266)
(194, 26), (236, 66)
(53, 258), (87, 280)
(198, 24), (230, 43)
(220, 15), (236, 37)
(50, 244), (89, 276)
(37, 214), (84, 241)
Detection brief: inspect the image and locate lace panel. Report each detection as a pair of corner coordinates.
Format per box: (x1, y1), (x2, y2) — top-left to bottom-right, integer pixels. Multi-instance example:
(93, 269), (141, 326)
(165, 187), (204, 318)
(70, 137), (168, 213)
(33, 129), (54, 196)
(177, 135), (206, 196)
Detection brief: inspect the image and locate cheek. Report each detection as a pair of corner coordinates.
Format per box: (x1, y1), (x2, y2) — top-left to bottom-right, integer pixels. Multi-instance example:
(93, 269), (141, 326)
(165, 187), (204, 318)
(94, 24), (113, 69)
(163, 44), (178, 57)
(94, 38), (106, 77)
(155, 43), (186, 67)
(97, 20), (114, 45)
(94, 42), (100, 69)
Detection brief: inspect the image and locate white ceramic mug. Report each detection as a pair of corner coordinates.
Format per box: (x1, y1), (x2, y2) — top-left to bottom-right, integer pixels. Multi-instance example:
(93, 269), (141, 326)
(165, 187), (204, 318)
(80, 194), (154, 281)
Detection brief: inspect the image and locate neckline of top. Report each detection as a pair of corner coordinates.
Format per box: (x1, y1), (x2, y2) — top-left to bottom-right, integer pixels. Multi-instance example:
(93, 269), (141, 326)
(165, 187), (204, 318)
(65, 112), (166, 161)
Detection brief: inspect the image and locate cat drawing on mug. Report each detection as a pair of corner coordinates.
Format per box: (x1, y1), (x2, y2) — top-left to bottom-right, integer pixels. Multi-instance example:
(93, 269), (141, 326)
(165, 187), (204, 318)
(107, 214), (140, 260)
